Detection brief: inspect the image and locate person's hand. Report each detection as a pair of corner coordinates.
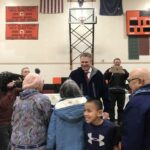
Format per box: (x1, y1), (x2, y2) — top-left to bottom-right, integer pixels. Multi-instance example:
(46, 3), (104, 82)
(7, 81), (15, 88)
(102, 112), (110, 120)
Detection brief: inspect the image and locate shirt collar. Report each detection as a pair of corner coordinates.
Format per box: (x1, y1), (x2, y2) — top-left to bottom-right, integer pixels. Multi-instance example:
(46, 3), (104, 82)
(88, 67), (92, 73)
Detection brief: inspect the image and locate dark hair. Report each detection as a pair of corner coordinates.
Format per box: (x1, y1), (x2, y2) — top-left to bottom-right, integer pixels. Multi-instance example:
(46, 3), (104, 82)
(86, 99), (103, 110)
(0, 71), (22, 92)
(80, 52), (92, 59)
(59, 79), (82, 98)
(35, 68), (40, 74)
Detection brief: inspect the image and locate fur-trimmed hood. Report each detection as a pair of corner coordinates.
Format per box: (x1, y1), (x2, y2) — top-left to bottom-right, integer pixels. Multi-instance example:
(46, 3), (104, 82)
(54, 97), (86, 123)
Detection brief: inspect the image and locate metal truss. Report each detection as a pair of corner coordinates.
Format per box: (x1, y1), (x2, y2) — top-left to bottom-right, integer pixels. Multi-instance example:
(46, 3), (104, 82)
(69, 8), (97, 70)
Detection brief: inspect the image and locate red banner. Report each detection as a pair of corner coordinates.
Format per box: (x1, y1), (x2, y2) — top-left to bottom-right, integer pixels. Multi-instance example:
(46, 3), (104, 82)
(6, 24), (38, 40)
(6, 6), (38, 22)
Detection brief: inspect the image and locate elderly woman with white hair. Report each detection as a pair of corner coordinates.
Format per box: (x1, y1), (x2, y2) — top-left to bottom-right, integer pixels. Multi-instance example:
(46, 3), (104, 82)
(46, 79), (87, 150)
(10, 73), (51, 150)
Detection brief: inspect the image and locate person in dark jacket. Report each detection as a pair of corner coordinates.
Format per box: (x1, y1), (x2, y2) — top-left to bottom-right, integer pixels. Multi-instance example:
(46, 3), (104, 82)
(122, 68), (150, 150)
(69, 52), (110, 113)
(84, 99), (120, 150)
(0, 72), (21, 150)
(104, 58), (128, 124)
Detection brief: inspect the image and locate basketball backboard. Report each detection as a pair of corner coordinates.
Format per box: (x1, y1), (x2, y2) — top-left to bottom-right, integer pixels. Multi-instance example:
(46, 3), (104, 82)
(69, 8), (97, 24)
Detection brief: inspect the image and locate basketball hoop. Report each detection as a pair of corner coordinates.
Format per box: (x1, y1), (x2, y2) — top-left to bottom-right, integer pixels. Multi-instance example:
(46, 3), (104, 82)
(78, 17), (86, 25)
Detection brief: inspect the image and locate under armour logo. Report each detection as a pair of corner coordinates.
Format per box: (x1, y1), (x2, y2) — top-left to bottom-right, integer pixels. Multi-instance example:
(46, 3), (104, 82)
(88, 133), (105, 146)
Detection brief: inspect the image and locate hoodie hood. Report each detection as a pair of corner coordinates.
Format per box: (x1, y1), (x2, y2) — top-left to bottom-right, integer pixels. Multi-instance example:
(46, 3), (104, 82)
(20, 89), (39, 100)
(54, 97), (86, 123)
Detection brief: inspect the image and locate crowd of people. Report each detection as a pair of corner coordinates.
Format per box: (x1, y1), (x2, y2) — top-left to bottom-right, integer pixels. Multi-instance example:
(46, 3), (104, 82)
(0, 52), (150, 150)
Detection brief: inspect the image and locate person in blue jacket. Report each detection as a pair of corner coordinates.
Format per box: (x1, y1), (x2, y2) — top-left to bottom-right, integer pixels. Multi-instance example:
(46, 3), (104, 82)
(46, 79), (87, 150)
(122, 68), (150, 150)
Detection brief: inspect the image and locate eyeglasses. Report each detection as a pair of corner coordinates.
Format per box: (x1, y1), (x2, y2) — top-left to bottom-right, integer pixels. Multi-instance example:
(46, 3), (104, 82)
(127, 78), (141, 83)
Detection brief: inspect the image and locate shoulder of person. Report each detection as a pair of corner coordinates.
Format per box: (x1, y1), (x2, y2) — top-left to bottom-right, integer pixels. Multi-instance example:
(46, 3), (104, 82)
(125, 94), (145, 111)
(34, 93), (51, 105)
(70, 67), (83, 74)
(123, 69), (129, 75)
(103, 120), (117, 128)
(40, 93), (51, 101)
(105, 68), (111, 72)
(75, 67), (82, 71)
(55, 96), (87, 110)
(92, 67), (103, 74)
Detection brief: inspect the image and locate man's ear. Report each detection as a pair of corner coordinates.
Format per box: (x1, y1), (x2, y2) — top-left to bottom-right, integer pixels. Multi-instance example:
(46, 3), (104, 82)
(139, 79), (145, 85)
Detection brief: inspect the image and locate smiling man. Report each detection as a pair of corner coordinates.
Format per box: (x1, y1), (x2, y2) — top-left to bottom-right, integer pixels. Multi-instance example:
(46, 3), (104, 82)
(69, 52), (110, 113)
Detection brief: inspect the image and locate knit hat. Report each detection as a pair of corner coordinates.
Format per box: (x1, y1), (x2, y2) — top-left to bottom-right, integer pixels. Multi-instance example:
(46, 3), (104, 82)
(23, 73), (44, 91)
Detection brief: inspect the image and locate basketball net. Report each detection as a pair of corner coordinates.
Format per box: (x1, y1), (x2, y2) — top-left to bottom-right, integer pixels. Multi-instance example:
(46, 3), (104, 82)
(78, 17), (86, 26)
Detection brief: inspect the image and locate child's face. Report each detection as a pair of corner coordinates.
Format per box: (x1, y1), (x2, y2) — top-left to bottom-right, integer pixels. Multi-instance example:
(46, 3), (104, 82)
(84, 102), (102, 124)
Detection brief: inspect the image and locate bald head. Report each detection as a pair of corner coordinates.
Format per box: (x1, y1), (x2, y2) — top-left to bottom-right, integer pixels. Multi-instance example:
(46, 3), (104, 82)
(130, 68), (150, 84)
(128, 68), (150, 92)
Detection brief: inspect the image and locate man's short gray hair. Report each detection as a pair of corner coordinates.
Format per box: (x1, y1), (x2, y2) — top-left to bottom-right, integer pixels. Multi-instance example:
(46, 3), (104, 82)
(80, 52), (92, 59)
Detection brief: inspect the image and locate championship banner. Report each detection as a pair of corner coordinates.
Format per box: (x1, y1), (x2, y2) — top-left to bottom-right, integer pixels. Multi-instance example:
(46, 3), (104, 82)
(6, 6), (38, 22)
(6, 24), (38, 40)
